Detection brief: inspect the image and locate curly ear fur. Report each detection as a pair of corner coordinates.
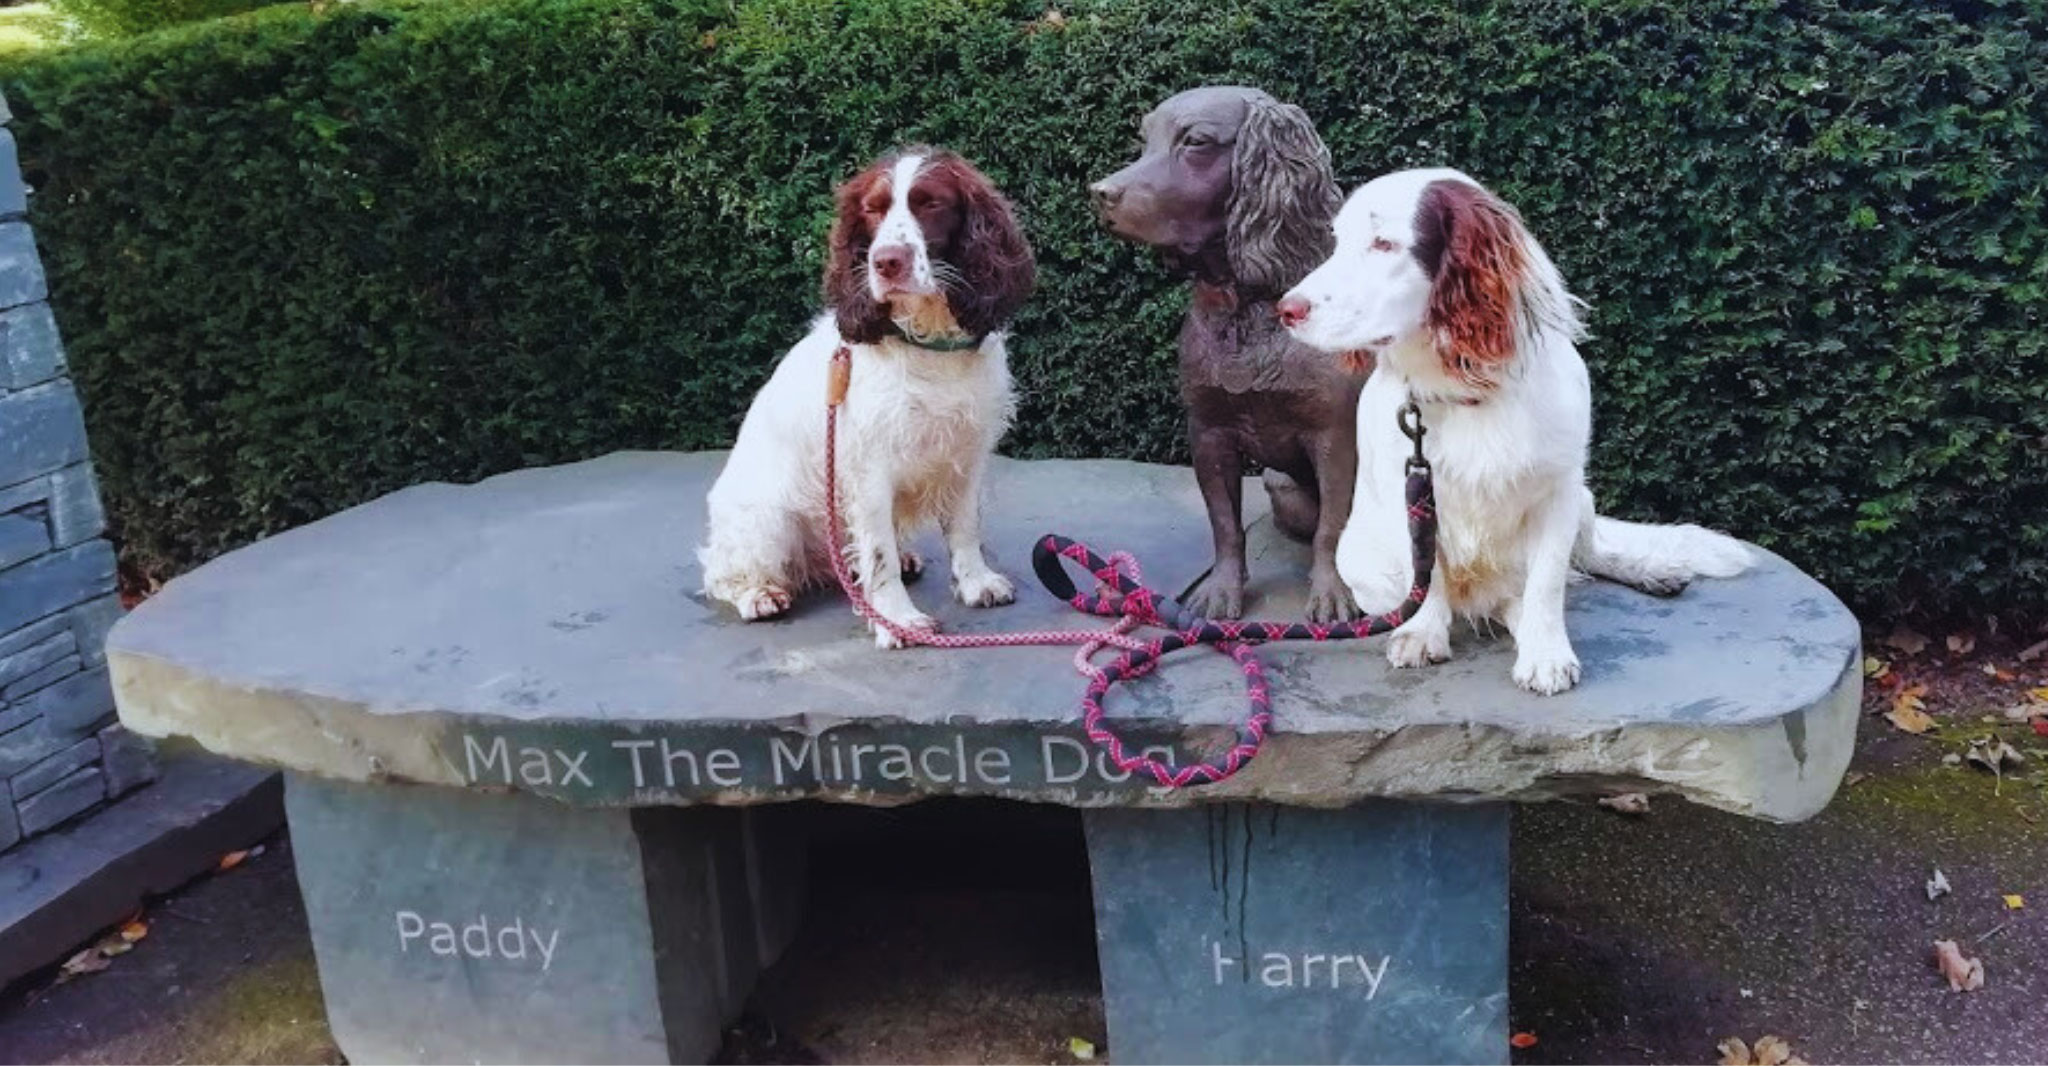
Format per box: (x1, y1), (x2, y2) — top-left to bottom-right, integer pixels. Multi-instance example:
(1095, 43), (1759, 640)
(1418, 179), (1564, 387)
(1226, 98), (1341, 297)
(930, 154), (1036, 338)
(825, 162), (896, 344)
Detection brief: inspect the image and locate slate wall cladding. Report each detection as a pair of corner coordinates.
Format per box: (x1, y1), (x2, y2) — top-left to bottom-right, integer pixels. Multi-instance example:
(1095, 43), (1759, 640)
(0, 89), (150, 854)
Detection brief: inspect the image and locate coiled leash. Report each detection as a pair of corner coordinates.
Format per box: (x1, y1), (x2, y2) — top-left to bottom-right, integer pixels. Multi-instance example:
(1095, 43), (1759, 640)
(823, 343), (1439, 788)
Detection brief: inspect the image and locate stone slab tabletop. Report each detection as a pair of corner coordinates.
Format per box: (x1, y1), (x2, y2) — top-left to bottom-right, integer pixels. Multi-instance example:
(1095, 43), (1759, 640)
(108, 452), (1860, 821)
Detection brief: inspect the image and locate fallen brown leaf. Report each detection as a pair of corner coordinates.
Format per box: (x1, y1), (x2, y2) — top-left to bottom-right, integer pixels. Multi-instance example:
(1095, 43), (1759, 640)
(1886, 699), (1937, 735)
(1927, 867), (1952, 900)
(1718, 1037), (1752, 1066)
(1597, 793), (1650, 815)
(118, 919), (147, 944)
(1948, 632), (1977, 656)
(1509, 1032), (1538, 1049)
(2034, 718), (2048, 738)
(2019, 638), (2048, 663)
(1886, 626), (1929, 656)
(1933, 939), (1985, 992)
(1753, 1035), (1794, 1066)
(218, 849), (250, 872)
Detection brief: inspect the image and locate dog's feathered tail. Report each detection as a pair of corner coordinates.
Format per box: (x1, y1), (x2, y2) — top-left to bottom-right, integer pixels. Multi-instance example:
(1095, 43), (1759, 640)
(1577, 514), (1754, 596)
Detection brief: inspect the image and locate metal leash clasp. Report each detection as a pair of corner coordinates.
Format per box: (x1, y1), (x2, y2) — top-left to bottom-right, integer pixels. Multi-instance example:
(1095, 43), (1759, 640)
(1399, 399), (1430, 477)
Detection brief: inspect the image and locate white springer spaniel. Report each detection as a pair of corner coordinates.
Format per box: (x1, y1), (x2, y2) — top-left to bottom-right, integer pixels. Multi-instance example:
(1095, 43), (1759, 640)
(1277, 168), (1751, 694)
(699, 148), (1035, 647)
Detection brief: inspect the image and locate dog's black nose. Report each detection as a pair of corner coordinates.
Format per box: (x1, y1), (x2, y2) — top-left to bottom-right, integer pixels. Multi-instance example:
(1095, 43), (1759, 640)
(872, 244), (912, 282)
(1089, 182), (1123, 211)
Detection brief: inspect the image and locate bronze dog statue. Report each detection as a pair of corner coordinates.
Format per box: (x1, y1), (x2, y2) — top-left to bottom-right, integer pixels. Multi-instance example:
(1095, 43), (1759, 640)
(1090, 86), (1362, 623)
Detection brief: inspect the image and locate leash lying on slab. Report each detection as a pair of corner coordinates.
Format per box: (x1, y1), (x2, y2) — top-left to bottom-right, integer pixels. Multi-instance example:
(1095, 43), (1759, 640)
(823, 343), (1439, 788)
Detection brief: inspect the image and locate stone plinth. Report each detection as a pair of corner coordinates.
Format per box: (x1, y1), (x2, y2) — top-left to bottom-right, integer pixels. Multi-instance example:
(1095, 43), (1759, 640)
(104, 450), (1859, 1065)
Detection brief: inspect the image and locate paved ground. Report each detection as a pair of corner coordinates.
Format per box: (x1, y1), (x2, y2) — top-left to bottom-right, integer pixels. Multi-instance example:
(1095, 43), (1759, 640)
(2, 693), (2042, 1065)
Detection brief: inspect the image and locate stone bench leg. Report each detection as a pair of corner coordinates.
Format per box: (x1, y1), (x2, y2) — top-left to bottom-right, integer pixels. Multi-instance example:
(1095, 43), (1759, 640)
(286, 775), (805, 1065)
(1084, 802), (1507, 1065)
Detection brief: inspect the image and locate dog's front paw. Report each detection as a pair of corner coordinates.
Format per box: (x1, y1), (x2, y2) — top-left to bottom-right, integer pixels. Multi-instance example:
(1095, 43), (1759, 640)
(954, 569), (1015, 608)
(1184, 574), (1245, 620)
(733, 584), (793, 621)
(1625, 572), (1688, 598)
(1305, 571), (1361, 625)
(1512, 647), (1582, 695)
(1386, 625), (1451, 668)
(872, 610), (938, 650)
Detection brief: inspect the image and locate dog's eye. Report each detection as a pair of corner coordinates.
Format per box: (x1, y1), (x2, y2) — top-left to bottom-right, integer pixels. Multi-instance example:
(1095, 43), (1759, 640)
(1371, 237), (1399, 253)
(1181, 132), (1214, 148)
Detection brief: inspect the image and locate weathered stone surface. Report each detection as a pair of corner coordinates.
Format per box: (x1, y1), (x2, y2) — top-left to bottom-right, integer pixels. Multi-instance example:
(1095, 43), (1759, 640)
(0, 751), (279, 986)
(16, 765), (103, 834)
(98, 723), (158, 796)
(0, 221), (44, 311)
(26, 666), (112, 734)
(0, 129), (21, 220)
(45, 463), (103, 548)
(290, 775), (759, 1064)
(10, 736), (99, 798)
(1088, 803), (1507, 1065)
(2, 653), (78, 702)
(0, 302), (63, 390)
(0, 539), (113, 636)
(68, 594), (122, 666)
(110, 452), (1861, 821)
(0, 788), (16, 850)
(0, 719), (61, 777)
(0, 510), (48, 569)
(0, 383), (89, 520)
(0, 626), (73, 690)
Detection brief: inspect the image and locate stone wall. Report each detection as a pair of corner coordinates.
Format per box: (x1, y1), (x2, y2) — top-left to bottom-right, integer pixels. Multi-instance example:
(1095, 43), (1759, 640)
(0, 89), (152, 854)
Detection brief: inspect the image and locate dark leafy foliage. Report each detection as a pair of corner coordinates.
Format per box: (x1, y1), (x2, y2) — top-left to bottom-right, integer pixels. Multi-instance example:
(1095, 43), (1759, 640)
(5, 0), (2044, 623)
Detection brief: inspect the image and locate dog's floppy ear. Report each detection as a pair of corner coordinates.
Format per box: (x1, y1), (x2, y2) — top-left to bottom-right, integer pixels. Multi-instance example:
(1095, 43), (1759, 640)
(1226, 97), (1341, 296)
(1417, 179), (1530, 386)
(825, 163), (896, 344)
(941, 155), (1036, 338)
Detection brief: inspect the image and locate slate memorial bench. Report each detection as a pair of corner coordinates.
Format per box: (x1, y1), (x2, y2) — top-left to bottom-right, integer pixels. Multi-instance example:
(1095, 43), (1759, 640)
(105, 451), (1861, 1065)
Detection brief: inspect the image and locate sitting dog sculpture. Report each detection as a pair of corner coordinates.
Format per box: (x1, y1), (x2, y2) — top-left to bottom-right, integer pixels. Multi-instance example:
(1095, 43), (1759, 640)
(1090, 87), (1363, 623)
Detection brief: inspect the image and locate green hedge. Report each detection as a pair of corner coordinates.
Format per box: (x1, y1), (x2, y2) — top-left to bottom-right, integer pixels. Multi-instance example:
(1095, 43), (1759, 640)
(5, 0), (2045, 623)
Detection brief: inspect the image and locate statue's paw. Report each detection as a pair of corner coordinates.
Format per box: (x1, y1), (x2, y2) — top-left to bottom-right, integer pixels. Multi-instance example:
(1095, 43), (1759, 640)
(1305, 575), (1361, 625)
(1183, 575), (1245, 620)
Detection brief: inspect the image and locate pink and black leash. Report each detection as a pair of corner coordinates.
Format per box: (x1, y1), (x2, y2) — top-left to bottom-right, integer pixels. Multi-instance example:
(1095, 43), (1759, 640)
(824, 343), (1438, 789)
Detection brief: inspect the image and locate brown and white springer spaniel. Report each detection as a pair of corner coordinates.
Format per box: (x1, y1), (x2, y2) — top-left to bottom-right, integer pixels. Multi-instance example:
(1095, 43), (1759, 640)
(1278, 168), (1752, 693)
(699, 147), (1035, 646)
